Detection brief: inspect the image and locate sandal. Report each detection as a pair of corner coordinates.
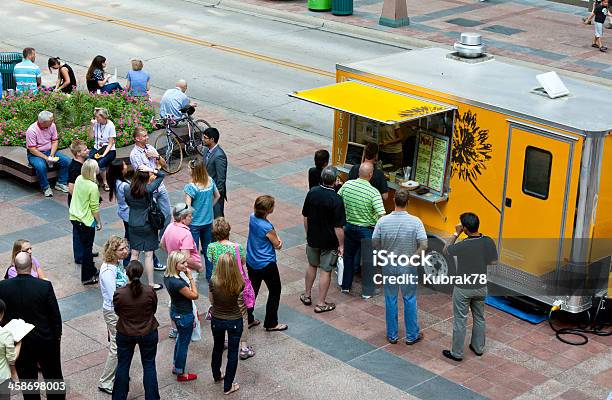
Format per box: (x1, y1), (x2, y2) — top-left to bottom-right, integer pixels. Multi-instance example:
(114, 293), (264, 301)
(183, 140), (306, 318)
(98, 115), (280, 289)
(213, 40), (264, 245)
(265, 324), (288, 332)
(300, 293), (312, 306)
(592, 43), (600, 48)
(314, 302), (336, 313)
(239, 346), (255, 360)
(224, 383), (239, 395)
(103, 183), (110, 192)
(248, 319), (261, 329)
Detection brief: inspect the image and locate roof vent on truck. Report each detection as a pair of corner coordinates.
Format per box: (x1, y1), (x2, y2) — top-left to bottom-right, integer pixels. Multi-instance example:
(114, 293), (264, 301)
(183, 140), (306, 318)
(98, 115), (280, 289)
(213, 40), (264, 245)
(448, 32), (493, 63)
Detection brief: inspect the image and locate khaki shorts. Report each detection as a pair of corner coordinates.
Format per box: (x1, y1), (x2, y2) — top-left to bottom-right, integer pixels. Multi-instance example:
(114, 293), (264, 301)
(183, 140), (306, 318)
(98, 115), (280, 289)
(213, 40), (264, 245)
(306, 246), (338, 272)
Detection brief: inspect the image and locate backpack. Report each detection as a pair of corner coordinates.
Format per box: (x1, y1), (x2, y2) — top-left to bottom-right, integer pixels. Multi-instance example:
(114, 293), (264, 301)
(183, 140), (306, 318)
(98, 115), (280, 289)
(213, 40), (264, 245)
(146, 192), (165, 231)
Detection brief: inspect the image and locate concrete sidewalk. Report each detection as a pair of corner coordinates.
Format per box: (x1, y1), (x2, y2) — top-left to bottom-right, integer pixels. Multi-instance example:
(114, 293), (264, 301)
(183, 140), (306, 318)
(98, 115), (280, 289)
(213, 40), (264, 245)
(198, 0), (612, 83)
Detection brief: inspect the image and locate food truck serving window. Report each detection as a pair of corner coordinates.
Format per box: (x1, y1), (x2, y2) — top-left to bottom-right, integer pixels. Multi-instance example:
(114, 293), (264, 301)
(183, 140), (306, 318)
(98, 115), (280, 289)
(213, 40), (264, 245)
(289, 81), (456, 202)
(522, 146), (552, 200)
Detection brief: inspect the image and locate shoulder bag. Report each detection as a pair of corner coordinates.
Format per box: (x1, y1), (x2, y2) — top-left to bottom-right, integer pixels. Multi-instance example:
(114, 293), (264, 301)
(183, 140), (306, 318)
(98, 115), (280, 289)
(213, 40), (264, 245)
(235, 244), (255, 309)
(146, 191), (165, 231)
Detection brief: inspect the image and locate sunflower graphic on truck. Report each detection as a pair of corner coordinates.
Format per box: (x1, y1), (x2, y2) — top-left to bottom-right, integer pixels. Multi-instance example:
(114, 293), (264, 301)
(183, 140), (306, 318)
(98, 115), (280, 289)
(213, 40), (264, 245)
(451, 110), (499, 213)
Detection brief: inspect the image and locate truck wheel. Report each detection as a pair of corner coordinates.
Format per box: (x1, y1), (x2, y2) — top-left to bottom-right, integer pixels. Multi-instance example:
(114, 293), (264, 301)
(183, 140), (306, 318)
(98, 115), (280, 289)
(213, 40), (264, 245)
(421, 238), (456, 293)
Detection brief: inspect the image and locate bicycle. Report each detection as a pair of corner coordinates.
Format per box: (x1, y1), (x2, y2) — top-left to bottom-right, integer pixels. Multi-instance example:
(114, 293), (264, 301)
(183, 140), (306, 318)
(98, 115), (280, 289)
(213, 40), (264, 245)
(152, 108), (211, 174)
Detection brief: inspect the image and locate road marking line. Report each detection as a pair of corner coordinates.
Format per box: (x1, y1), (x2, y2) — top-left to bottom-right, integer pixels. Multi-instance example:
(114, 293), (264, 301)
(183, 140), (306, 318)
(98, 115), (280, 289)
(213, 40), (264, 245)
(20, 0), (336, 78)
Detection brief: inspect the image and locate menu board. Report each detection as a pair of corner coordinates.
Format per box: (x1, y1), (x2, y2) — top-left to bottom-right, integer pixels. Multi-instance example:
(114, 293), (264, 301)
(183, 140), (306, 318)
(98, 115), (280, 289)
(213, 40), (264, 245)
(413, 131), (449, 194)
(414, 134), (432, 185)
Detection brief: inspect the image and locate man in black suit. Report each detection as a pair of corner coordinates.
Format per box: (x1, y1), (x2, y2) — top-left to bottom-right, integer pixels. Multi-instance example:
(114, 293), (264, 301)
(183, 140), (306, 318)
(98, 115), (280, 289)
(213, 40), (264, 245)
(0, 252), (64, 400)
(203, 127), (228, 218)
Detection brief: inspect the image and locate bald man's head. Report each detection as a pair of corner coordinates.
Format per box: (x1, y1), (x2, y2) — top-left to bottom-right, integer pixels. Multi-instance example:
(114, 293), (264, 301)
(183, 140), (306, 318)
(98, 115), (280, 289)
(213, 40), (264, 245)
(358, 162), (374, 181)
(14, 252), (32, 274)
(176, 79), (188, 93)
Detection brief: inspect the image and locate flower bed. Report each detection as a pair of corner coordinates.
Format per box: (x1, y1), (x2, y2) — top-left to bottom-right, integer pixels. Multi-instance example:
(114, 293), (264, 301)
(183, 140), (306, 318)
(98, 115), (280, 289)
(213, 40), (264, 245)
(0, 89), (155, 149)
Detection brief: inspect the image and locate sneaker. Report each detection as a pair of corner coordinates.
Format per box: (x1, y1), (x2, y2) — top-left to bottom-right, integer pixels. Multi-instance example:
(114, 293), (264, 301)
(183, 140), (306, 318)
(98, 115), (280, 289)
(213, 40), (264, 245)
(340, 289), (350, 294)
(54, 183), (69, 193)
(169, 328), (178, 339)
(387, 337), (398, 344)
(406, 332), (424, 345)
(43, 187), (53, 197)
(154, 263), (167, 271)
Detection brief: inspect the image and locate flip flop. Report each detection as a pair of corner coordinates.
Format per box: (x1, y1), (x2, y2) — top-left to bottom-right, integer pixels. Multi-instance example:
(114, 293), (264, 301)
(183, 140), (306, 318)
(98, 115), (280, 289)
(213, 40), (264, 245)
(265, 324), (288, 332)
(592, 44), (600, 48)
(300, 293), (312, 306)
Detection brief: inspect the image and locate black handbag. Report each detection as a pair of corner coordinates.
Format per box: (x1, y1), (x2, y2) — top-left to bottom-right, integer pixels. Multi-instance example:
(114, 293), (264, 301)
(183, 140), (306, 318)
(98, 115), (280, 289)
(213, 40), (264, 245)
(146, 192), (165, 231)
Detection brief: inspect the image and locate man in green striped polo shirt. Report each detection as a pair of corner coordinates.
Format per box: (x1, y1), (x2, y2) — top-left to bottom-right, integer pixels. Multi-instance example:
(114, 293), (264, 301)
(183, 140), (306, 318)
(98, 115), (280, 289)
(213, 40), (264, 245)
(338, 163), (386, 296)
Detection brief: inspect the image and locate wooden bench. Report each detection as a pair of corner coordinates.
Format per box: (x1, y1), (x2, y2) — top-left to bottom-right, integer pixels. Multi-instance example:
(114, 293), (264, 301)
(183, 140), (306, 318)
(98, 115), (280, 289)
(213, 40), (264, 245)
(0, 128), (184, 185)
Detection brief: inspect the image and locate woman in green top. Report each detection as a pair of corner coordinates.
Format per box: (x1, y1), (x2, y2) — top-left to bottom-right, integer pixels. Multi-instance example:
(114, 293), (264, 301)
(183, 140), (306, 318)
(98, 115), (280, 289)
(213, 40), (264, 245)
(206, 218), (256, 360)
(69, 159), (102, 285)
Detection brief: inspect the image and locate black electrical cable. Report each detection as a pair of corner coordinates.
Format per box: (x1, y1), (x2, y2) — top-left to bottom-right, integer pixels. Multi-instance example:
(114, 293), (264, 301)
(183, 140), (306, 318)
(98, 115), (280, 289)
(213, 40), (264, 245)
(548, 297), (611, 346)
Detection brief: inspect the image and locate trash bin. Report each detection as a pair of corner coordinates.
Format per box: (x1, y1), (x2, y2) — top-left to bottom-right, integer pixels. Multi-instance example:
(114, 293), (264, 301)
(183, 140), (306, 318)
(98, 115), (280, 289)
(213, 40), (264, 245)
(332, 0), (353, 15)
(0, 52), (23, 92)
(308, 0), (331, 11)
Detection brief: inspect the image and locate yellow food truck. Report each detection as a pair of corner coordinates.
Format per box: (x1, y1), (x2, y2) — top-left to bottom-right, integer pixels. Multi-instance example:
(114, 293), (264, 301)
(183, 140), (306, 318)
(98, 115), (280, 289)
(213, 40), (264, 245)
(291, 45), (612, 313)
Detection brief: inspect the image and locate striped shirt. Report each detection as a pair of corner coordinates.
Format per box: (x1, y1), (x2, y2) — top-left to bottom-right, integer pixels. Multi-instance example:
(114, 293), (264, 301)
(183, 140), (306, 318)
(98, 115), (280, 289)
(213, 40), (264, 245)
(13, 60), (41, 93)
(373, 211), (427, 258)
(338, 178), (385, 227)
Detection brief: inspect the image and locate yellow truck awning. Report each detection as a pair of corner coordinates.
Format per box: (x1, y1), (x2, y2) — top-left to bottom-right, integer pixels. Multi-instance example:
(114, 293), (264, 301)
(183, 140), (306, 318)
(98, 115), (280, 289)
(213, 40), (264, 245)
(290, 81), (454, 124)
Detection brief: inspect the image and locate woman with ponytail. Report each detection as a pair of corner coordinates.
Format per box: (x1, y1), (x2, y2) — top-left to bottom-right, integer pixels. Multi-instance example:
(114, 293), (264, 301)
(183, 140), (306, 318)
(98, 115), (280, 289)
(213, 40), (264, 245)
(112, 261), (160, 400)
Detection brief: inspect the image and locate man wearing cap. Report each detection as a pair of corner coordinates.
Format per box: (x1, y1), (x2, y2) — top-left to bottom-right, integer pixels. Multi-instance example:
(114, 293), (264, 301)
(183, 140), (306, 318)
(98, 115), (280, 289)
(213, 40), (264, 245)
(203, 128), (227, 218)
(160, 203), (203, 275)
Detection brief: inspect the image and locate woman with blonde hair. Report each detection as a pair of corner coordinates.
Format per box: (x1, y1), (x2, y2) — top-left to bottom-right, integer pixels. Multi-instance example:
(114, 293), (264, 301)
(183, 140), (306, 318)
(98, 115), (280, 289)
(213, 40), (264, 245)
(88, 107), (116, 191)
(164, 251), (199, 382)
(184, 158), (220, 281)
(5, 239), (46, 280)
(207, 217), (256, 359)
(97, 236), (129, 394)
(125, 59), (150, 97)
(69, 159), (102, 285)
(210, 253), (245, 395)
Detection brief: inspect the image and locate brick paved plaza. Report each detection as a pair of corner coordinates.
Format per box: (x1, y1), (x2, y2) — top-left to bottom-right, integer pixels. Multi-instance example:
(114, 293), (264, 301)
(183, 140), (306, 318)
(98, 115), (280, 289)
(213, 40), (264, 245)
(1, 101), (610, 400)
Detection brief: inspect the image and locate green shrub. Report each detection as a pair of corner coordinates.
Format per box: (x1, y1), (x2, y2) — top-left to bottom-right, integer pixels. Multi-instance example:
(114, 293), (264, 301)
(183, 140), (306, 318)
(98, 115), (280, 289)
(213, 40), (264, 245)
(0, 89), (155, 148)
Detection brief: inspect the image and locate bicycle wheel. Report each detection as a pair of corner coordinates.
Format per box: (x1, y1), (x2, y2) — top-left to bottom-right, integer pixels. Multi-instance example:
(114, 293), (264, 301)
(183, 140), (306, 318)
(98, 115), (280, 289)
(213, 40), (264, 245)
(154, 133), (183, 174)
(189, 119), (211, 155)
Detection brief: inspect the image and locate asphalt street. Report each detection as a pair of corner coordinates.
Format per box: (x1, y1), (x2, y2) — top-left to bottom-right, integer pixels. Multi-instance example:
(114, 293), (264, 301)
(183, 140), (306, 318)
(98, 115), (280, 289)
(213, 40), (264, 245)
(1, 0), (406, 137)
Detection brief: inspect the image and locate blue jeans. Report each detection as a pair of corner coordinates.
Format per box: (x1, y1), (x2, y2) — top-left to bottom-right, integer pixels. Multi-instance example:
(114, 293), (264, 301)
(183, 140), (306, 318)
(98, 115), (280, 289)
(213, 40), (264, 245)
(88, 148), (116, 171)
(170, 310), (194, 374)
(101, 82), (122, 94)
(211, 317), (242, 393)
(383, 265), (419, 341)
(27, 150), (70, 190)
(113, 329), (159, 400)
(342, 224), (374, 293)
(72, 224), (83, 264)
(190, 224), (213, 279)
(71, 220), (97, 282)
